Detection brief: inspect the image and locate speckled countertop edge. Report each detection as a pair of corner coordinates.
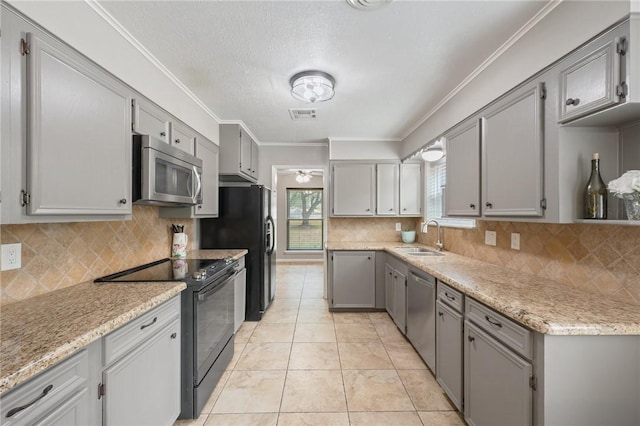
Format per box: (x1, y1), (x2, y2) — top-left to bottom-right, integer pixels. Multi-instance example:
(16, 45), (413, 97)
(0, 249), (248, 395)
(326, 241), (640, 336)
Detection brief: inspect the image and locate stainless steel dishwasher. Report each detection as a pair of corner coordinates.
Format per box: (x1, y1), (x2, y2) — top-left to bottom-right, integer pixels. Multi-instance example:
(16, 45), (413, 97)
(406, 269), (436, 371)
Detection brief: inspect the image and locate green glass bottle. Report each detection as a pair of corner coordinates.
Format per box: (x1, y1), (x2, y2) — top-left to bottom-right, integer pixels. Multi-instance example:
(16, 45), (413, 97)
(583, 153), (608, 219)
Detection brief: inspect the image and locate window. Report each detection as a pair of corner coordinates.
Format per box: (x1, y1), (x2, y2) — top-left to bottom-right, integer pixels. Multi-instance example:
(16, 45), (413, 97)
(425, 158), (446, 219)
(424, 158), (476, 229)
(287, 188), (323, 250)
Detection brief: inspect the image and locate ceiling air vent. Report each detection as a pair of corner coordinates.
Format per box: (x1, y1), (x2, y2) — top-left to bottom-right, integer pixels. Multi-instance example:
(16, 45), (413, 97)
(289, 108), (318, 121)
(346, 0), (392, 11)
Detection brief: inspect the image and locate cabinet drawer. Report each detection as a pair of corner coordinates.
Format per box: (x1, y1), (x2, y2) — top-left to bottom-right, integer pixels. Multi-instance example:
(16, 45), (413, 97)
(103, 296), (180, 366)
(437, 281), (464, 312)
(466, 298), (532, 359)
(1, 349), (89, 424)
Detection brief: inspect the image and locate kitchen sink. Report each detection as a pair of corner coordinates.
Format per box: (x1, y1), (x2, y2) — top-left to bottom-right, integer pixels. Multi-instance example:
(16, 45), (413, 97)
(394, 247), (444, 256)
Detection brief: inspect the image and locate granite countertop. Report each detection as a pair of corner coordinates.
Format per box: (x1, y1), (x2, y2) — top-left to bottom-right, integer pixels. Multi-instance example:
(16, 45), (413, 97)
(326, 241), (640, 336)
(0, 249), (248, 395)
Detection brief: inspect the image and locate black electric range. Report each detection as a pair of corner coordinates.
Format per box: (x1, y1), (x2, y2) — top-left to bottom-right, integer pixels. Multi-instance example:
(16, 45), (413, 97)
(94, 257), (240, 419)
(94, 257), (237, 289)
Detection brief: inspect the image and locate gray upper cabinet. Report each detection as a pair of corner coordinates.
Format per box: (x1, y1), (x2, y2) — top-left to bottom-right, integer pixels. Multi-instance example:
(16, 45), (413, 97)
(445, 119), (481, 217)
(399, 163), (422, 216)
(171, 122), (196, 156)
(219, 123), (258, 183)
(329, 251), (376, 309)
(195, 138), (219, 217)
(25, 31), (132, 216)
(376, 163), (399, 216)
(559, 38), (622, 123)
(331, 163), (375, 216)
(131, 98), (170, 144)
(482, 81), (545, 217)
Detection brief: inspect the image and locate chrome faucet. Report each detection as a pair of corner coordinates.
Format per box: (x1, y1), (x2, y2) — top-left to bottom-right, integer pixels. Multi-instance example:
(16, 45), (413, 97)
(421, 219), (443, 251)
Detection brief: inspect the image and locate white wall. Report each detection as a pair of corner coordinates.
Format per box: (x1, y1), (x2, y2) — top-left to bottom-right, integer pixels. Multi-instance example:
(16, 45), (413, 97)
(7, 1), (219, 143)
(276, 172), (324, 262)
(402, 0), (632, 157)
(258, 144), (329, 187)
(329, 139), (401, 160)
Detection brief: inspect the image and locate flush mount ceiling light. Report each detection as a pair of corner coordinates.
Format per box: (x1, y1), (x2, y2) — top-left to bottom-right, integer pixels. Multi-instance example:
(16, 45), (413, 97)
(346, 0), (393, 11)
(290, 71), (335, 103)
(421, 140), (445, 162)
(296, 170), (312, 184)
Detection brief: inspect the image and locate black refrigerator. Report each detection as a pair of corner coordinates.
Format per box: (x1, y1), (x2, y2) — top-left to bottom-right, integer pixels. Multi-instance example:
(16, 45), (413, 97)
(200, 185), (276, 320)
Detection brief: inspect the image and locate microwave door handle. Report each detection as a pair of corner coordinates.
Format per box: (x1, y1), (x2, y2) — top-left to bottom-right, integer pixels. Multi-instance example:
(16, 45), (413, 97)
(193, 166), (202, 203)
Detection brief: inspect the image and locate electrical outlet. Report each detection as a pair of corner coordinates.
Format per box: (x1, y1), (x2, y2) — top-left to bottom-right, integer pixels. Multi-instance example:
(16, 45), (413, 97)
(484, 231), (497, 247)
(511, 233), (521, 250)
(1, 243), (22, 271)
(395, 223), (402, 232)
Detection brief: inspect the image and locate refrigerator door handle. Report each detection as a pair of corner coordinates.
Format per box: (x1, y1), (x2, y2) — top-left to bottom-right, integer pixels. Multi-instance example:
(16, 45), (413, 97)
(266, 216), (275, 255)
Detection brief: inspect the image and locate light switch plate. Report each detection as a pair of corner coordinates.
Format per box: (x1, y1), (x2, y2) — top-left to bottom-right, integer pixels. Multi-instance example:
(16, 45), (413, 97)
(395, 222), (402, 231)
(511, 233), (521, 250)
(485, 231), (497, 247)
(1, 243), (22, 271)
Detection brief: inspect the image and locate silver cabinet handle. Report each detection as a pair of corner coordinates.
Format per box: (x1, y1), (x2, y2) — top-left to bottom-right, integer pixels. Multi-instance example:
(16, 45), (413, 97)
(174, 138), (180, 144)
(160, 131), (166, 137)
(170, 332), (177, 339)
(119, 198), (127, 205)
(565, 98), (580, 106)
(140, 317), (157, 330)
(6, 384), (53, 418)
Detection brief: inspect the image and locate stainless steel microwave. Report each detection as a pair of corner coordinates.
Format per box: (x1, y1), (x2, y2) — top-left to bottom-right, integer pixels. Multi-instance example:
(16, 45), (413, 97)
(133, 135), (203, 206)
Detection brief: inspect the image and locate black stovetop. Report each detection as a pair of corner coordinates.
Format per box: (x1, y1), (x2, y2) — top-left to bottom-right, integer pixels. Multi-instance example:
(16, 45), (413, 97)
(94, 258), (234, 286)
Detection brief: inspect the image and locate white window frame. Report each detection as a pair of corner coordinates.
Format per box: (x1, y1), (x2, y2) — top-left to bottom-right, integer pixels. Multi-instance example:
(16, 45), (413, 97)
(423, 159), (476, 229)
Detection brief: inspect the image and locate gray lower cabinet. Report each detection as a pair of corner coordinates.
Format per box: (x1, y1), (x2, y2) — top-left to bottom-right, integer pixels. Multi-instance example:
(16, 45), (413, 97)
(329, 251), (376, 309)
(384, 256), (408, 333)
(234, 265), (247, 332)
(435, 299), (463, 411)
(464, 320), (532, 426)
(406, 270), (436, 371)
(0, 349), (94, 426)
(102, 297), (181, 426)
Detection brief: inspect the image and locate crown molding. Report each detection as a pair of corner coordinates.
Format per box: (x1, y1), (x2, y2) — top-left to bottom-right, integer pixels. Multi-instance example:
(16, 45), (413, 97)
(85, 0), (221, 123)
(401, 0), (563, 140)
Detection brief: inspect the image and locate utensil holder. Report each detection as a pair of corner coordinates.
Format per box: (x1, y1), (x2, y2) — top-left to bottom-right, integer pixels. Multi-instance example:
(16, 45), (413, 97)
(401, 231), (416, 243)
(172, 233), (188, 258)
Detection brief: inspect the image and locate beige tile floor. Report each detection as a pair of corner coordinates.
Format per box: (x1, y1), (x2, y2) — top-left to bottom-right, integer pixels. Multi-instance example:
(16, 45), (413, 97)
(175, 263), (465, 426)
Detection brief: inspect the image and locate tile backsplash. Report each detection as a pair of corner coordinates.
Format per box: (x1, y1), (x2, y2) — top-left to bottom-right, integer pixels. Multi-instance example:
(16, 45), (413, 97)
(0, 206), (195, 305)
(327, 217), (418, 242)
(418, 221), (640, 306)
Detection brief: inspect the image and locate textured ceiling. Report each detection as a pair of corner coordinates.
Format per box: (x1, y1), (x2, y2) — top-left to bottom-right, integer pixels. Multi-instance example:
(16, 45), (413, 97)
(99, 0), (548, 144)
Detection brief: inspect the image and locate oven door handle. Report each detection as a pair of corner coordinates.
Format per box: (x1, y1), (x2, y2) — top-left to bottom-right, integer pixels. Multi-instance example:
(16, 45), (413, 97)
(197, 269), (238, 301)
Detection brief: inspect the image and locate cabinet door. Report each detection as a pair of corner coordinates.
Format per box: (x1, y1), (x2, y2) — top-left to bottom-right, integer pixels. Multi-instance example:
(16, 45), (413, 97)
(195, 138), (219, 217)
(376, 163), (399, 215)
(406, 272), (436, 370)
(482, 82), (545, 217)
(332, 163), (375, 216)
(399, 163), (422, 216)
(464, 321), (532, 426)
(392, 270), (406, 333)
(331, 251), (375, 309)
(384, 264), (394, 316)
(171, 123), (196, 155)
(251, 139), (259, 180)
(132, 98), (170, 144)
(239, 130), (253, 178)
(445, 119), (480, 216)
(103, 319), (180, 426)
(26, 32), (131, 216)
(436, 300), (463, 411)
(559, 38), (622, 123)
(234, 268), (247, 332)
